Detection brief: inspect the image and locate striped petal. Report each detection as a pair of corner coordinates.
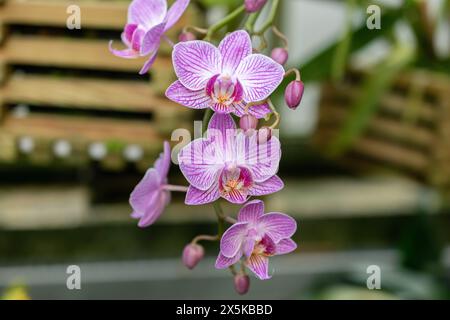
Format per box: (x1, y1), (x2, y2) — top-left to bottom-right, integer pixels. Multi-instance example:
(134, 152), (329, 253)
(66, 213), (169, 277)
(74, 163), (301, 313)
(215, 252), (241, 269)
(220, 222), (248, 258)
(246, 254), (271, 280)
(258, 213), (297, 243)
(172, 41), (221, 90)
(235, 54), (284, 102)
(219, 30), (252, 75)
(237, 200), (264, 223)
(166, 81), (211, 109)
(128, 0), (167, 30)
(185, 184), (220, 205)
(249, 175), (284, 196)
(165, 0), (190, 30)
(275, 238), (297, 255)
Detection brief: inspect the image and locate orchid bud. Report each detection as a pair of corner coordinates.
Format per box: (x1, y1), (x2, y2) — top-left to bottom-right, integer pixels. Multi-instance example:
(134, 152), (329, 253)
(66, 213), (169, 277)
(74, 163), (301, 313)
(244, 0), (267, 13)
(271, 47), (289, 65)
(182, 243), (204, 270)
(285, 80), (304, 110)
(234, 274), (250, 295)
(257, 126), (272, 144)
(239, 114), (258, 134)
(179, 31), (196, 42)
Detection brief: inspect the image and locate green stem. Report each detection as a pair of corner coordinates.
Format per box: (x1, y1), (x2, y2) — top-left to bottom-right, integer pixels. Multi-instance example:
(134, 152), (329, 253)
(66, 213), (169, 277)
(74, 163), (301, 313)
(245, 12), (259, 33)
(255, 0), (280, 34)
(202, 108), (212, 133)
(205, 5), (246, 41)
(213, 202), (226, 237)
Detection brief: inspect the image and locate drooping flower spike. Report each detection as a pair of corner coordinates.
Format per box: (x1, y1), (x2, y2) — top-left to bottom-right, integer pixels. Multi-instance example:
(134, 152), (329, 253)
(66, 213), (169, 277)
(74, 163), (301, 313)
(166, 30), (285, 119)
(178, 113), (284, 205)
(215, 200), (297, 280)
(130, 141), (187, 227)
(110, 0), (190, 74)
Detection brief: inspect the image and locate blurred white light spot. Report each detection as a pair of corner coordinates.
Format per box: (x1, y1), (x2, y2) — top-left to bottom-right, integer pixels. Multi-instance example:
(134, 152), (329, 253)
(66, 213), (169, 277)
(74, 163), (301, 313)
(12, 104), (30, 118)
(18, 136), (34, 154)
(88, 142), (107, 160)
(53, 140), (72, 158)
(124, 145), (143, 162)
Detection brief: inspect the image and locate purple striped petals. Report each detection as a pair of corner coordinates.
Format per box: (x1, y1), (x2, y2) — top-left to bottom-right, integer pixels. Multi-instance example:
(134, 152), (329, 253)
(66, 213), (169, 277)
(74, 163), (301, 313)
(237, 200), (265, 223)
(236, 54), (285, 102)
(275, 238), (297, 255)
(140, 22), (166, 56)
(219, 30), (252, 75)
(257, 213), (297, 243)
(129, 142), (173, 228)
(220, 222), (249, 258)
(165, 0), (191, 30)
(185, 184), (221, 205)
(246, 254), (270, 280)
(166, 81), (211, 109)
(178, 139), (222, 190)
(249, 175), (284, 196)
(233, 101), (271, 119)
(215, 252), (241, 269)
(128, 0), (167, 30)
(172, 41), (221, 90)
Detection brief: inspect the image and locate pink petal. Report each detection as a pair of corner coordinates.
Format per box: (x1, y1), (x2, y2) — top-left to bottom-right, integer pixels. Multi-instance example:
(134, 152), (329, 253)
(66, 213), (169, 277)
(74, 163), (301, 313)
(165, 81), (211, 109)
(140, 22), (165, 55)
(207, 113), (237, 155)
(154, 141), (171, 179)
(235, 132), (281, 182)
(275, 238), (297, 255)
(131, 28), (145, 52)
(139, 50), (158, 74)
(249, 175), (284, 196)
(128, 0), (167, 30)
(215, 252), (241, 269)
(122, 23), (138, 45)
(220, 222), (248, 258)
(172, 41), (221, 90)
(219, 30), (252, 75)
(109, 41), (139, 59)
(221, 188), (249, 204)
(246, 254), (271, 280)
(211, 103), (234, 114)
(129, 168), (161, 214)
(235, 54), (284, 102)
(237, 200), (264, 223)
(243, 237), (255, 257)
(258, 213), (297, 243)
(165, 0), (190, 30)
(137, 190), (170, 227)
(185, 184), (220, 205)
(233, 101), (271, 119)
(178, 139), (223, 190)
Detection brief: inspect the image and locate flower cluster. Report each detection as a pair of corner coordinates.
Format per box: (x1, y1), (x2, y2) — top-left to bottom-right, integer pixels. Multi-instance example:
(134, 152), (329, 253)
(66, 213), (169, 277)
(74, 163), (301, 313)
(113, 0), (304, 295)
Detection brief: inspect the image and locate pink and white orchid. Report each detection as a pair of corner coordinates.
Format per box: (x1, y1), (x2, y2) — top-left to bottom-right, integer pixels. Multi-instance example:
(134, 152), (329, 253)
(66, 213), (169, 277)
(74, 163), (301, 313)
(110, 0), (190, 74)
(178, 113), (284, 205)
(130, 141), (187, 227)
(215, 200), (297, 280)
(166, 30), (285, 118)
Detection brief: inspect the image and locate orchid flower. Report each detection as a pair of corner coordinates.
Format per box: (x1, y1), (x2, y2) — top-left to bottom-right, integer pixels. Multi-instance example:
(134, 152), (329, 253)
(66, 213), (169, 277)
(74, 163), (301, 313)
(110, 0), (190, 75)
(178, 113), (284, 205)
(215, 200), (297, 280)
(130, 141), (187, 227)
(166, 30), (285, 118)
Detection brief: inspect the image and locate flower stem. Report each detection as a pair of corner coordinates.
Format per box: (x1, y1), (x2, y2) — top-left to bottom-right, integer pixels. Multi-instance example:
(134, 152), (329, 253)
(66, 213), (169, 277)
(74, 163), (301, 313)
(255, 0), (280, 35)
(163, 185), (189, 192)
(244, 12), (259, 33)
(202, 108), (213, 133)
(205, 5), (246, 41)
(213, 201), (226, 237)
(192, 234), (219, 244)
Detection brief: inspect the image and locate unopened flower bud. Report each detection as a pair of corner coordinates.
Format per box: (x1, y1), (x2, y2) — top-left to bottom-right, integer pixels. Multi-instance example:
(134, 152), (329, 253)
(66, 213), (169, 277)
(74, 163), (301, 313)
(239, 114), (258, 134)
(244, 0), (267, 13)
(234, 274), (250, 295)
(285, 80), (304, 110)
(257, 126), (272, 144)
(271, 47), (289, 65)
(182, 243), (204, 270)
(179, 31), (196, 42)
